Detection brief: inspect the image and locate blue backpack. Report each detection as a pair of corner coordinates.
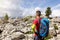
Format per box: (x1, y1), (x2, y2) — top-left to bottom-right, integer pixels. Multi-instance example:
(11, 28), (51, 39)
(39, 18), (49, 37)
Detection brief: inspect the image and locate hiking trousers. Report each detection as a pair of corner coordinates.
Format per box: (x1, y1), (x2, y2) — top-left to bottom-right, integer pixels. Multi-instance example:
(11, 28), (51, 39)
(34, 36), (39, 40)
(34, 36), (44, 40)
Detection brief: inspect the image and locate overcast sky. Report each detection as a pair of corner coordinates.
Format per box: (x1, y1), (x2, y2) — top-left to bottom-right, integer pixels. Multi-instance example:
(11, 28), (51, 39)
(0, 0), (60, 17)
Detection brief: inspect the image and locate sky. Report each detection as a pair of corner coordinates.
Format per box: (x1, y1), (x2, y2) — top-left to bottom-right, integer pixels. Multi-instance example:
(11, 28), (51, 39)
(0, 0), (60, 17)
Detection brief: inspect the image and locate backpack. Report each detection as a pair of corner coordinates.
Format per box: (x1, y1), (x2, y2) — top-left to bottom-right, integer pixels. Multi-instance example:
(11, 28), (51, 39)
(39, 18), (49, 37)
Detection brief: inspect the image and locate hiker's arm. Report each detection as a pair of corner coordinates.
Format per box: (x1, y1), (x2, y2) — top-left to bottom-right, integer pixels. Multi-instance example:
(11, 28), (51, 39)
(31, 20), (37, 33)
(31, 24), (36, 33)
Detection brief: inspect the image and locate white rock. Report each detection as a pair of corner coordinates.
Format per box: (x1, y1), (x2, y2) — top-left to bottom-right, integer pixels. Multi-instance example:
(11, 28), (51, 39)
(56, 34), (60, 40)
(8, 18), (15, 23)
(2, 36), (11, 40)
(58, 26), (60, 29)
(49, 27), (57, 36)
(11, 32), (25, 40)
(21, 27), (31, 33)
(56, 30), (60, 34)
(1, 23), (16, 39)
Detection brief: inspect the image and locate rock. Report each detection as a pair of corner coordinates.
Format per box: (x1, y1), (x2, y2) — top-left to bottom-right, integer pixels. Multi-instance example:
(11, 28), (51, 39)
(56, 30), (60, 34)
(26, 34), (34, 40)
(58, 26), (60, 30)
(0, 24), (5, 31)
(11, 32), (25, 40)
(1, 16), (60, 40)
(2, 37), (11, 40)
(8, 18), (15, 24)
(1, 23), (17, 39)
(49, 27), (57, 37)
(20, 22), (27, 27)
(56, 34), (60, 40)
(2, 32), (25, 40)
(53, 36), (57, 40)
(49, 38), (55, 40)
(27, 23), (32, 27)
(4, 23), (16, 33)
(21, 27), (31, 33)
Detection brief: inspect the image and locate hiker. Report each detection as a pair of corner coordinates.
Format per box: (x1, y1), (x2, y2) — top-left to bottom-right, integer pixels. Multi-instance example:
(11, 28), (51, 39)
(31, 10), (49, 40)
(31, 10), (42, 40)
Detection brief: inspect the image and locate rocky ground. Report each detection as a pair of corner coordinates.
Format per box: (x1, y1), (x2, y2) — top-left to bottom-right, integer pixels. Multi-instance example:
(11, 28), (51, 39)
(0, 16), (60, 40)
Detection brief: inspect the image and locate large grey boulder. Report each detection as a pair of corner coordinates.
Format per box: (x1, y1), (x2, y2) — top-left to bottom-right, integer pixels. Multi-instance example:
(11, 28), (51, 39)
(2, 32), (25, 40)
(49, 27), (57, 37)
(25, 34), (34, 40)
(8, 18), (15, 24)
(21, 27), (31, 33)
(0, 24), (5, 31)
(56, 34), (60, 40)
(56, 30), (60, 34)
(11, 32), (25, 40)
(2, 37), (11, 40)
(58, 26), (60, 30)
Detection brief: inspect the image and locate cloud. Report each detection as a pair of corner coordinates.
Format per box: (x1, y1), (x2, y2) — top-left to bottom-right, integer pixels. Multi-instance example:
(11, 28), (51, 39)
(0, 0), (44, 17)
(35, 7), (41, 11)
(51, 9), (60, 17)
(0, 0), (60, 17)
(0, 0), (24, 17)
(22, 8), (35, 17)
(52, 4), (60, 10)
(51, 4), (60, 17)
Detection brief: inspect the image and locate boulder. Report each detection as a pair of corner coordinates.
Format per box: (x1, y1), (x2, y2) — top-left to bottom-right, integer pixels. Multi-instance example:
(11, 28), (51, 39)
(25, 34), (34, 40)
(0, 24), (5, 31)
(58, 26), (60, 30)
(2, 32), (25, 40)
(56, 30), (60, 34)
(2, 37), (11, 40)
(49, 27), (57, 37)
(11, 32), (25, 40)
(56, 34), (60, 40)
(21, 27), (31, 33)
(8, 18), (15, 24)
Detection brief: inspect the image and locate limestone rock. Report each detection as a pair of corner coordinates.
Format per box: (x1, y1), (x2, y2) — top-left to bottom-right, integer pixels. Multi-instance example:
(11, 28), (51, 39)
(49, 27), (57, 37)
(8, 18), (15, 23)
(11, 32), (25, 40)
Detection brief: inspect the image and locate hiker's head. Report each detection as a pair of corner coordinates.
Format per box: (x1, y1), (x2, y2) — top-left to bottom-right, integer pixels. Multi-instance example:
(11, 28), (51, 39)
(36, 10), (41, 19)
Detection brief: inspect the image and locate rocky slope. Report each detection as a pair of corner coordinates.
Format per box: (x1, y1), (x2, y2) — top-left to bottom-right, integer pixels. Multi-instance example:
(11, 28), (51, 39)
(0, 16), (60, 40)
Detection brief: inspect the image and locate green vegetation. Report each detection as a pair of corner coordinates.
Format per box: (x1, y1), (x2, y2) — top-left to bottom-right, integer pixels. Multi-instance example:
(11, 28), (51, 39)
(27, 16), (32, 18)
(25, 31), (52, 40)
(54, 24), (58, 30)
(23, 16), (32, 22)
(44, 34), (53, 40)
(45, 7), (52, 18)
(25, 31), (33, 34)
(23, 18), (29, 22)
(4, 14), (9, 20)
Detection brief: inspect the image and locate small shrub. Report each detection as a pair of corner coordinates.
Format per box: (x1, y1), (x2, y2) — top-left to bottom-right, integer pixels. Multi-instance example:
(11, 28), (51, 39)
(23, 18), (29, 22)
(54, 24), (58, 30)
(44, 34), (53, 40)
(25, 31), (33, 34)
(3, 14), (9, 23)
(4, 14), (9, 20)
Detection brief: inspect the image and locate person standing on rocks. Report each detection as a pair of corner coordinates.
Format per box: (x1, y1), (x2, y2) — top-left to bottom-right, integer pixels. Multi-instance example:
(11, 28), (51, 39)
(31, 10), (49, 40)
(31, 10), (42, 40)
